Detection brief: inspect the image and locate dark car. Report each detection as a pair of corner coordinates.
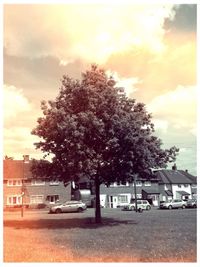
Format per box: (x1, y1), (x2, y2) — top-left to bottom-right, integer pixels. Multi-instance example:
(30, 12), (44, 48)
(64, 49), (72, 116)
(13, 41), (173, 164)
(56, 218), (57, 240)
(186, 199), (197, 208)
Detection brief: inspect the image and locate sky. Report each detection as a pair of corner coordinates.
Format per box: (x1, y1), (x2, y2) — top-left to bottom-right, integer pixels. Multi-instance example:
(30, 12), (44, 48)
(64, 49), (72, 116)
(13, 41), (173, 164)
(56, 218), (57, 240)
(3, 2), (197, 175)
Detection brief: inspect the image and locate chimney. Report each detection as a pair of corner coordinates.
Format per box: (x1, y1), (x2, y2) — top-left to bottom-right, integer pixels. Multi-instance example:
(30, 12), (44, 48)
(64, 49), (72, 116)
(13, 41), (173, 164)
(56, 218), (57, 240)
(172, 163), (177, 171)
(5, 156), (13, 160)
(23, 155), (29, 163)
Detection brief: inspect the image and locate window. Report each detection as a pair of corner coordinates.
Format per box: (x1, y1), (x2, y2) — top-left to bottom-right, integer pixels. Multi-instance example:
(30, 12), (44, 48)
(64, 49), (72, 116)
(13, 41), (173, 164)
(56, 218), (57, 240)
(7, 179), (22, 186)
(144, 181), (151, 186)
(49, 181), (60, 186)
(132, 193), (142, 199)
(31, 179), (45, 186)
(184, 184), (188, 188)
(118, 195), (128, 203)
(178, 184), (182, 188)
(164, 184), (170, 190)
(7, 195), (22, 206)
(136, 181), (142, 187)
(192, 184), (197, 188)
(110, 182), (129, 187)
(30, 195), (44, 204)
(110, 182), (117, 187)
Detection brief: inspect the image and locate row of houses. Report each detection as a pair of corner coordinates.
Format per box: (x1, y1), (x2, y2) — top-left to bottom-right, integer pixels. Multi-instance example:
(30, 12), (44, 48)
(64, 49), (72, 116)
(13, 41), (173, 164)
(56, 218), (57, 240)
(3, 155), (197, 209)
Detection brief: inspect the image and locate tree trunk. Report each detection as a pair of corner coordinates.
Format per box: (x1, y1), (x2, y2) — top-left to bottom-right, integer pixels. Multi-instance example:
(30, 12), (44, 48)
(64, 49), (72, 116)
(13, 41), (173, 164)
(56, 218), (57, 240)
(95, 177), (101, 223)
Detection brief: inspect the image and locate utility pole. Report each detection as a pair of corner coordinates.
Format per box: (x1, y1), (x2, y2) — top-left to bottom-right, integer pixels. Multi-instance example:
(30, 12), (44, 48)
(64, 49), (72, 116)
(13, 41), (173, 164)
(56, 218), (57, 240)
(21, 155), (29, 218)
(21, 156), (25, 218)
(21, 175), (24, 218)
(133, 173), (138, 212)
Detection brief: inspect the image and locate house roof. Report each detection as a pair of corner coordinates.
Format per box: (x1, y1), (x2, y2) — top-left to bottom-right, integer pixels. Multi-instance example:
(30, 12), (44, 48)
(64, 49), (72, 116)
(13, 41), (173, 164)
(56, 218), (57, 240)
(155, 169), (196, 184)
(100, 185), (133, 195)
(3, 159), (32, 179)
(142, 188), (160, 195)
(176, 190), (190, 196)
(179, 170), (197, 183)
(165, 190), (173, 196)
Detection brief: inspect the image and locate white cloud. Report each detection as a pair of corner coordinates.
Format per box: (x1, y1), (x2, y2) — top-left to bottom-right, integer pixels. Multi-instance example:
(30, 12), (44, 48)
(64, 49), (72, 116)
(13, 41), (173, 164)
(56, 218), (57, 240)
(179, 147), (187, 153)
(4, 4), (175, 64)
(147, 85), (197, 135)
(106, 70), (140, 97)
(3, 84), (42, 159)
(152, 119), (169, 133)
(3, 84), (32, 121)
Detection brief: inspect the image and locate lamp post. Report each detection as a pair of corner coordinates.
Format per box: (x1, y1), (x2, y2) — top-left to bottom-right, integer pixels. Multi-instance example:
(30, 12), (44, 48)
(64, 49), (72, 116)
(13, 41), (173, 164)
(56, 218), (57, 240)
(21, 155), (29, 218)
(21, 156), (26, 218)
(21, 182), (25, 218)
(21, 161), (24, 218)
(133, 174), (138, 212)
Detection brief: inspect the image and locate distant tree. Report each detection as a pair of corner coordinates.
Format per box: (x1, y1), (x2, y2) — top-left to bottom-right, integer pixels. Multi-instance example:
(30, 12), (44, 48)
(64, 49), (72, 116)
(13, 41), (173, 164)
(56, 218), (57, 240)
(32, 65), (179, 223)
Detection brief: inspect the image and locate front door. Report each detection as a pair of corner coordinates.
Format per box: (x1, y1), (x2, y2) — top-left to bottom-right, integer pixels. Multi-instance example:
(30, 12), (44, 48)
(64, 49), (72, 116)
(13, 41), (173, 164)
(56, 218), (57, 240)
(152, 195), (159, 206)
(109, 196), (118, 208)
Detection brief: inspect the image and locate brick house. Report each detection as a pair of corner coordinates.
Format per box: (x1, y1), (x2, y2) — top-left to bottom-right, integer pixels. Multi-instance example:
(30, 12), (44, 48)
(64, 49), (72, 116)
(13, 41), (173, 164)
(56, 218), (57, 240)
(4, 155), (197, 209)
(99, 177), (160, 208)
(3, 155), (71, 209)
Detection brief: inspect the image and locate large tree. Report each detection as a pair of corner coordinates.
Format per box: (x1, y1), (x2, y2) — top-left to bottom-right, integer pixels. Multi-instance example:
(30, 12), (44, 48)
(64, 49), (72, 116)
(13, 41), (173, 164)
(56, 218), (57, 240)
(32, 65), (178, 223)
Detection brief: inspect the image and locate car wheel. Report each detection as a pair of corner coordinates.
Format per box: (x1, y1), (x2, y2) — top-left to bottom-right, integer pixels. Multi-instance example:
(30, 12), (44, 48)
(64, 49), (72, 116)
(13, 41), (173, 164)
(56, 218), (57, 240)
(55, 208), (62, 213)
(193, 204), (197, 208)
(146, 205), (151, 210)
(182, 205), (186, 209)
(78, 207), (83, 212)
(130, 206), (135, 211)
(138, 208), (143, 213)
(168, 205), (172, 210)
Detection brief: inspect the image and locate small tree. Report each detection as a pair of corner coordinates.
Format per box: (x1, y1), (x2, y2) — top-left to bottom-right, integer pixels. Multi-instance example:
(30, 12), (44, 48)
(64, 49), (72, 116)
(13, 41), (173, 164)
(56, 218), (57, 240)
(32, 65), (178, 223)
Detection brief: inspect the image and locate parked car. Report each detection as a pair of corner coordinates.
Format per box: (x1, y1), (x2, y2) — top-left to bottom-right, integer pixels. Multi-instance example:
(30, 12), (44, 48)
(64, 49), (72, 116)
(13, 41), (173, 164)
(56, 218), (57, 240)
(122, 199), (151, 212)
(49, 201), (87, 213)
(160, 199), (186, 209)
(186, 199), (197, 208)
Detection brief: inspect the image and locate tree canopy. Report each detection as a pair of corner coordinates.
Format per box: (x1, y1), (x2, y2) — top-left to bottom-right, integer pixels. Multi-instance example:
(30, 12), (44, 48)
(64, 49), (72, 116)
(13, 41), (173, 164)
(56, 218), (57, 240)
(32, 64), (178, 222)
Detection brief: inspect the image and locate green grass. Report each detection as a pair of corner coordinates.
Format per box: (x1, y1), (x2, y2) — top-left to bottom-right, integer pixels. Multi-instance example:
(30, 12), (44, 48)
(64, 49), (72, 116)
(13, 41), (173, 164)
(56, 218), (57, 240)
(3, 208), (197, 262)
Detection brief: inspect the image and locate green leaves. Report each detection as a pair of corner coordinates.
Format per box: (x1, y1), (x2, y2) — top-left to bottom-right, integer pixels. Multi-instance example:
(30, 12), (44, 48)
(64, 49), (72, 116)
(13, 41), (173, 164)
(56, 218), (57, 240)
(32, 65), (179, 184)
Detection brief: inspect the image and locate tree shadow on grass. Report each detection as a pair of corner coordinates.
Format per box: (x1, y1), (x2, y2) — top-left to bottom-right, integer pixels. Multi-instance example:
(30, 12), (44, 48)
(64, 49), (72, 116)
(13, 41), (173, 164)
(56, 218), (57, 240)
(4, 217), (138, 230)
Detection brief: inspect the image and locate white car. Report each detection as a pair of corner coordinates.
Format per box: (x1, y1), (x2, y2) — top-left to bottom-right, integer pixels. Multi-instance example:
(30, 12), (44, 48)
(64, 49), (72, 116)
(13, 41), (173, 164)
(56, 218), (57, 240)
(49, 201), (87, 213)
(122, 200), (151, 211)
(160, 199), (186, 209)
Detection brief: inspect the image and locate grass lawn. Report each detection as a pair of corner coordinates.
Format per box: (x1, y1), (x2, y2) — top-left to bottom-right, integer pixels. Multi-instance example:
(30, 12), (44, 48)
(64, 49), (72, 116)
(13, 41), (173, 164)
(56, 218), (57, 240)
(3, 208), (197, 262)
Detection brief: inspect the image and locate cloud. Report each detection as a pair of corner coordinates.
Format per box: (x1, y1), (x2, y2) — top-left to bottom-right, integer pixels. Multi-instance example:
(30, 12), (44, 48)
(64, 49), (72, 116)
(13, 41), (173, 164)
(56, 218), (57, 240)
(106, 70), (140, 97)
(3, 84), (32, 121)
(105, 30), (196, 103)
(164, 4), (197, 32)
(3, 54), (88, 104)
(4, 4), (175, 64)
(4, 127), (41, 160)
(147, 85), (197, 135)
(151, 119), (169, 133)
(3, 84), (42, 159)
